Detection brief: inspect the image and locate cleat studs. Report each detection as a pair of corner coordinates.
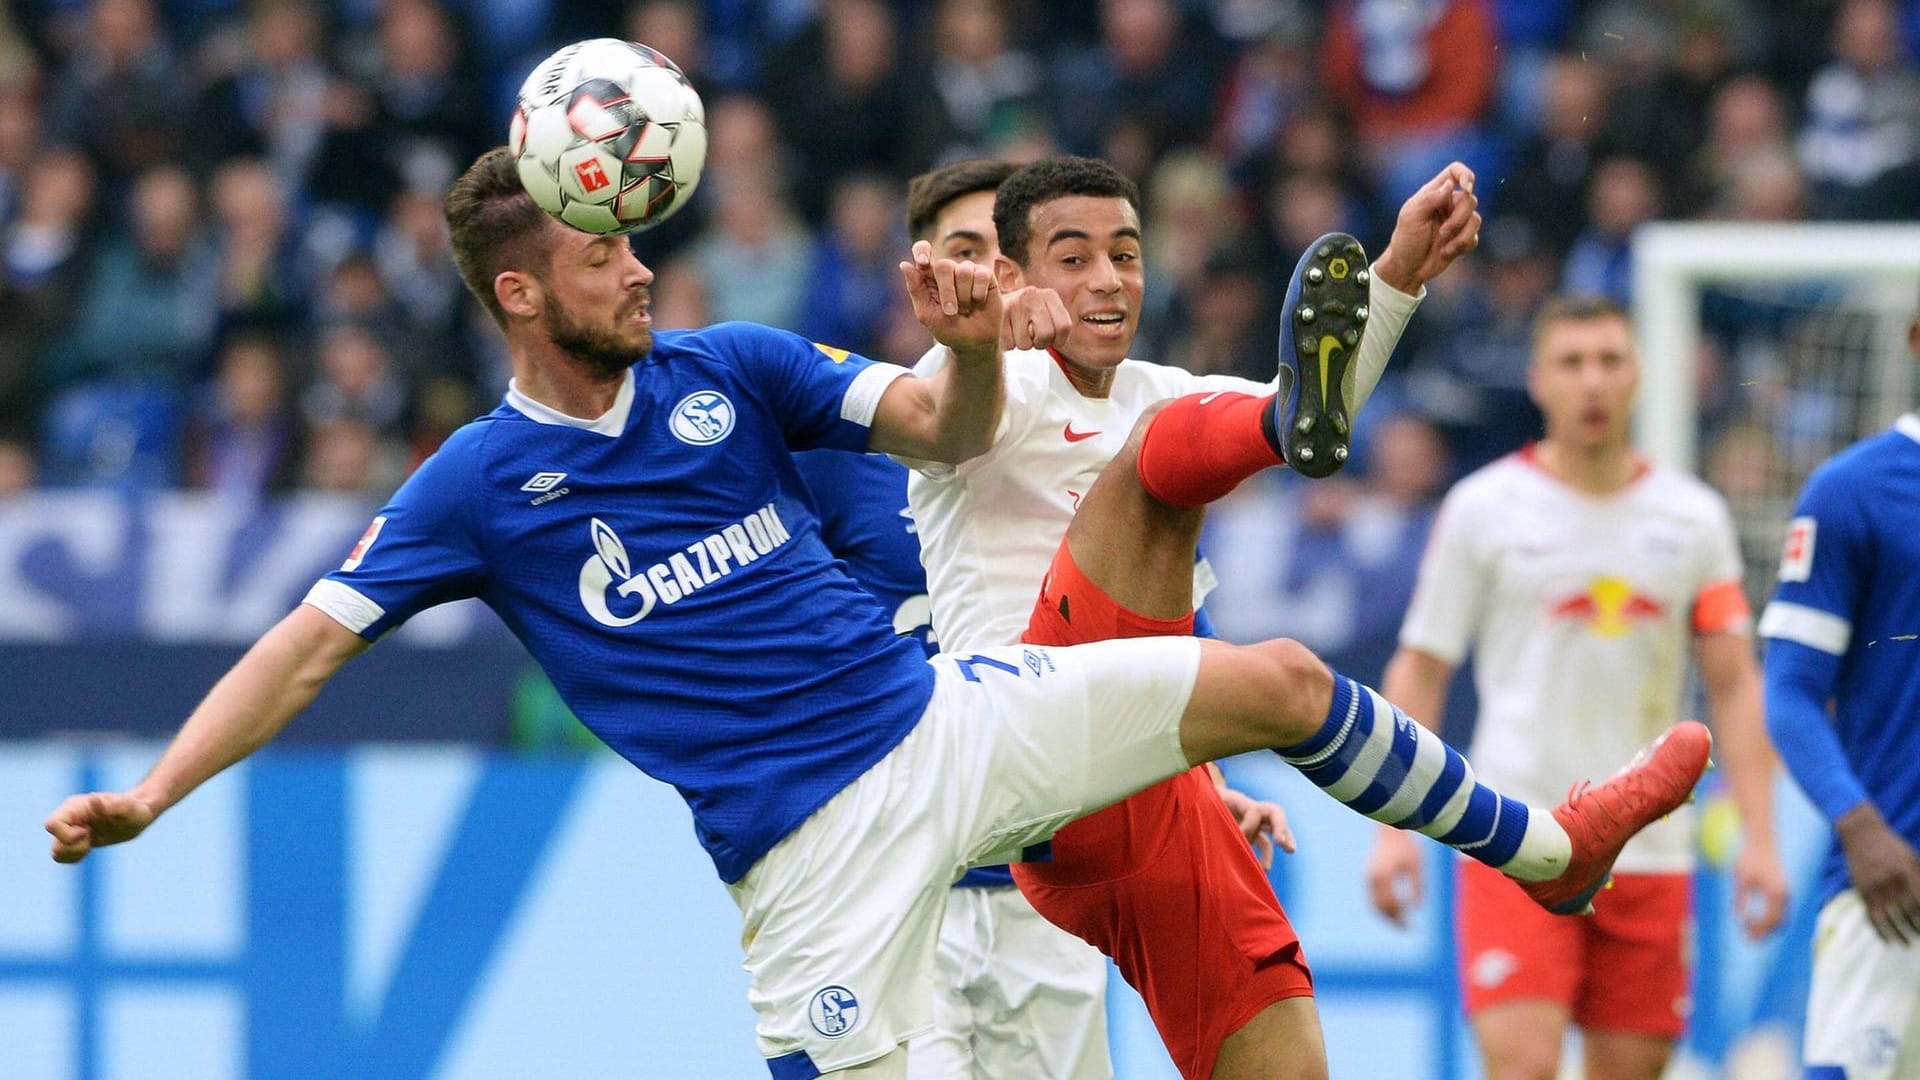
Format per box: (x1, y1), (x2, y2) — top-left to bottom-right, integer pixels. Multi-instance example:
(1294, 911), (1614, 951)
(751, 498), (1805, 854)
(1296, 446), (1314, 462)
(1343, 329), (1359, 345)
(1333, 446), (1348, 463)
(1296, 416), (1315, 435)
(1332, 413), (1349, 436)
(1328, 257), (1350, 280)
(1356, 268), (1370, 285)
(1299, 306), (1316, 324)
(1306, 266), (1324, 284)
(1298, 337), (1314, 354)
(1316, 244), (1331, 258)
(1355, 304), (1370, 321)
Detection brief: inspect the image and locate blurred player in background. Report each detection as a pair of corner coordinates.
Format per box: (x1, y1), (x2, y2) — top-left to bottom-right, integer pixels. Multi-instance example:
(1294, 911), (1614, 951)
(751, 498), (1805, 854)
(45, 147), (1714, 1080)
(1366, 295), (1787, 1080)
(1760, 307), (1920, 1080)
(796, 158), (1294, 1080)
(901, 153), (1638, 1080)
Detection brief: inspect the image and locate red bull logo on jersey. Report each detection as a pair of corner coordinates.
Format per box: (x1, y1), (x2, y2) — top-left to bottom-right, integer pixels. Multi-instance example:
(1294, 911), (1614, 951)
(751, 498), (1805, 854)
(578, 504), (792, 626)
(1549, 576), (1665, 637)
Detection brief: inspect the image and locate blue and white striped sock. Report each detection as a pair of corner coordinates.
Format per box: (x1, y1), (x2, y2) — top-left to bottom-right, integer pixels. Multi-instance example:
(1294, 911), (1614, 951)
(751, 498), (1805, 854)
(1280, 674), (1570, 880)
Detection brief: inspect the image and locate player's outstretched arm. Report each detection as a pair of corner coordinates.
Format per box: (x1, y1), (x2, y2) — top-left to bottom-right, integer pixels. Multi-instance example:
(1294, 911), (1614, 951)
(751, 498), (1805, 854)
(45, 604), (370, 863)
(870, 241), (1006, 464)
(1370, 162), (1481, 295)
(1695, 631), (1789, 938)
(1365, 646), (1457, 927)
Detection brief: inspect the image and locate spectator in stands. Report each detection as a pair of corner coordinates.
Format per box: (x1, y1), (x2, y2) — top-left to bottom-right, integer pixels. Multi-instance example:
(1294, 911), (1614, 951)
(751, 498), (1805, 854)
(210, 158), (305, 333)
(0, 434), (33, 493)
(51, 164), (217, 389)
(760, 0), (939, 222)
(314, 0), (487, 214)
(302, 322), (408, 440)
(922, 0), (1043, 160)
(1693, 75), (1794, 218)
(683, 172), (813, 328)
(1212, 3), (1317, 169)
(186, 0), (335, 188)
(1050, 0), (1229, 173)
(1592, 0), (1755, 215)
(1500, 55), (1610, 258)
(1159, 242), (1273, 381)
(0, 86), (40, 225)
(1323, 0), (1498, 199)
(797, 173), (902, 357)
(1562, 157), (1661, 306)
(1141, 150), (1243, 329)
(1797, 0), (1920, 217)
(372, 186), (464, 353)
(624, 0), (706, 84)
(300, 415), (404, 495)
(185, 332), (299, 498)
(45, 0), (187, 183)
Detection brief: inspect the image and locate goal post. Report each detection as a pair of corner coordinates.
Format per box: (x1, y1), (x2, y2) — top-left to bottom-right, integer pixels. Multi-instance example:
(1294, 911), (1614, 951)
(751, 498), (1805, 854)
(1631, 223), (1920, 605)
(1633, 223), (1920, 472)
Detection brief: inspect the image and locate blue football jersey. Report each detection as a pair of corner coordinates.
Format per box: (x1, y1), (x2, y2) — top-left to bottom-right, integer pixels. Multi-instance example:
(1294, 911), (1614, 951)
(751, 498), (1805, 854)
(792, 450), (937, 656)
(1760, 415), (1920, 905)
(308, 322), (935, 883)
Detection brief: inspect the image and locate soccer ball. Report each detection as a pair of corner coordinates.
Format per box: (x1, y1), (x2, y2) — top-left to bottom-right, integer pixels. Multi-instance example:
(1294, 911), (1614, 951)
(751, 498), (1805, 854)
(510, 38), (708, 235)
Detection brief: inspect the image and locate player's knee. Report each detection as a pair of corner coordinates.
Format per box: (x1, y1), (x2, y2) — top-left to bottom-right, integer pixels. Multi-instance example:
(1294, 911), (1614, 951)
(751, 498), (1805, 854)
(1243, 638), (1334, 743)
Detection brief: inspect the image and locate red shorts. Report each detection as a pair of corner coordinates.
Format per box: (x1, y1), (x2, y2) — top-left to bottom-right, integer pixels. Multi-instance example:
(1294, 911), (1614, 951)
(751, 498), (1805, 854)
(1010, 543), (1313, 1080)
(1457, 859), (1692, 1037)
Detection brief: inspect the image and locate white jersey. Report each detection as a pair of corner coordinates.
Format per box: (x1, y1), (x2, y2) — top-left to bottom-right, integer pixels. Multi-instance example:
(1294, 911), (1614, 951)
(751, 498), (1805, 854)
(1398, 449), (1751, 871)
(909, 274), (1420, 654)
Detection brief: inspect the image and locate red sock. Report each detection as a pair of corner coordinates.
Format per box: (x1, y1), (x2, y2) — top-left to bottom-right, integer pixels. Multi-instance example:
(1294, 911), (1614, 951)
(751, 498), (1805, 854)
(1136, 392), (1283, 508)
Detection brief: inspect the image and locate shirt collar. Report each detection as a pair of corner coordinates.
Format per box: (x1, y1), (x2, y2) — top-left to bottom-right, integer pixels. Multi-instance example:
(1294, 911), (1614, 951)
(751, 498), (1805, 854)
(505, 368), (635, 437)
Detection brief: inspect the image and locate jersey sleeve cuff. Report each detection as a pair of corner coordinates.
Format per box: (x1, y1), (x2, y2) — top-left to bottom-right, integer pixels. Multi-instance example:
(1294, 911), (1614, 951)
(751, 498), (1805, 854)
(1758, 600), (1851, 655)
(841, 363), (911, 427)
(303, 579), (387, 636)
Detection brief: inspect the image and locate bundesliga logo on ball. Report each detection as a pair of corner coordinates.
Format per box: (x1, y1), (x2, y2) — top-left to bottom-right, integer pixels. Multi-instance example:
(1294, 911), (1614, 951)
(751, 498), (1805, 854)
(511, 38), (709, 235)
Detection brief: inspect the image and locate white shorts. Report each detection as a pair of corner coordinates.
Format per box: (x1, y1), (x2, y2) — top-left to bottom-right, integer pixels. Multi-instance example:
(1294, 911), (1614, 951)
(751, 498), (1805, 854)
(910, 885), (1112, 1080)
(1804, 890), (1920, 1079)
(726, 636), (1200, 1077)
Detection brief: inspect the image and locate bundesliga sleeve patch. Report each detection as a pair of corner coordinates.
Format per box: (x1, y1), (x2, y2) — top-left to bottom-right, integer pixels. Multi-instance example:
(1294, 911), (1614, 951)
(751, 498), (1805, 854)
(341, 516), (387, 572)
(1778, 516), (1815, 583)
(813, 342), (851, 364)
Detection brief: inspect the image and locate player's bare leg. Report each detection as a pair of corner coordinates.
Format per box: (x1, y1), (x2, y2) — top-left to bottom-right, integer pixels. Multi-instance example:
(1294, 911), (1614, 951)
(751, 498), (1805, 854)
(1582, 1030), (1673, 1080)
(1472, 1001), (1570, 1080)
(1210, 997), (1328, 1080)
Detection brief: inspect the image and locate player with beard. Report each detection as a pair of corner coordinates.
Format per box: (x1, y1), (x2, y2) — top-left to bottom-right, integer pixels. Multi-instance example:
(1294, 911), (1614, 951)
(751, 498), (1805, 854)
(48, 148), (1710, 1080)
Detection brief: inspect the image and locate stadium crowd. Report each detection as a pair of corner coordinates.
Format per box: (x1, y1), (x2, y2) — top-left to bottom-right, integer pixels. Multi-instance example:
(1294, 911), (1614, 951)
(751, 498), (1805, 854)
(0, 0), (1913, 558)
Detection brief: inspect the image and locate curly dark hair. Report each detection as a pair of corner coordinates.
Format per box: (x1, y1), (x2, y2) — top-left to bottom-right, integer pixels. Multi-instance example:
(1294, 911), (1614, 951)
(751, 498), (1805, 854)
(905, 159), (1020, 242)
(445, 146), (558, 327)
(992, 156), (1141, 267)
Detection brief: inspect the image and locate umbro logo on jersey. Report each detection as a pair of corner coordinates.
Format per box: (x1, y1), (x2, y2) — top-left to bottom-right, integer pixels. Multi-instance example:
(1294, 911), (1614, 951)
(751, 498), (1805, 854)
(1062, 422), (1101, 443)
(522, 471), (572, 505)
(898, 506), (917, 535)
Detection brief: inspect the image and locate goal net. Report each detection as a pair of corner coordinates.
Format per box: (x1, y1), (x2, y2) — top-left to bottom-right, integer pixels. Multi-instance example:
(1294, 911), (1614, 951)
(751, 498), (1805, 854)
(1633, 224), (1920, 607)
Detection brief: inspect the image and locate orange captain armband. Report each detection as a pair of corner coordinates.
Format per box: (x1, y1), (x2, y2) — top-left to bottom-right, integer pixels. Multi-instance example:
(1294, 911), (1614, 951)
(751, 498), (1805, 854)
(1692, 579), (1752, 634)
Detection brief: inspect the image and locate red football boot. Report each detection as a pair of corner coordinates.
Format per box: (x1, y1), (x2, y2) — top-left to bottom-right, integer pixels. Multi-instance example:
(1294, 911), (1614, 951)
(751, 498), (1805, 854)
(1519, 721), (1713, 915)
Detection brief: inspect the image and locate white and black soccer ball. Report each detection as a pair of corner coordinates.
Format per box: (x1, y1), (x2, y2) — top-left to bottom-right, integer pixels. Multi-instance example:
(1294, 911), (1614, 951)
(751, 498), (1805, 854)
(510, 38), (708, 235)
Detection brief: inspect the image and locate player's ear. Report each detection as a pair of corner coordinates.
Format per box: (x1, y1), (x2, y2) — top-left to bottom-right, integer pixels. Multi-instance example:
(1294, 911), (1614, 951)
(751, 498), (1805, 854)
(993, 253), (1024, 292)
(496, 270), (542, 321)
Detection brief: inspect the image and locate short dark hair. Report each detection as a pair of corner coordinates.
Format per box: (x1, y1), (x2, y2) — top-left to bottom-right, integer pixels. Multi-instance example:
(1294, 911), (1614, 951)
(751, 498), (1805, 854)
(992, 156), (1141, 266)
(445, 146), (558, 327)
(1532, 293), (1630, 352)
(905, 159), (1020, 242)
